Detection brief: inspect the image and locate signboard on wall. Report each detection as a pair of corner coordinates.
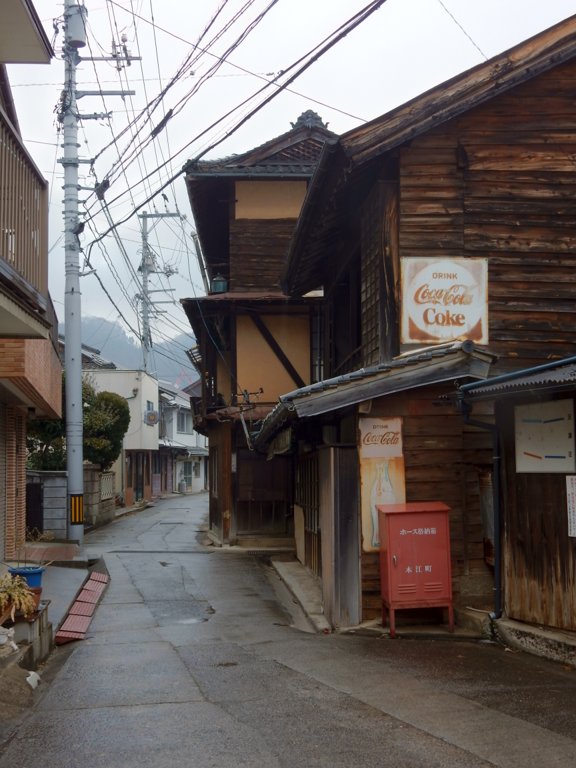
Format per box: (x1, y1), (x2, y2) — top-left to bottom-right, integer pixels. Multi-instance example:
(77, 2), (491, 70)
(566, 476), (576, 537)
(359, 417), (406, 552)
(401, 258), (488, 345)
(515, 400), (575, 473)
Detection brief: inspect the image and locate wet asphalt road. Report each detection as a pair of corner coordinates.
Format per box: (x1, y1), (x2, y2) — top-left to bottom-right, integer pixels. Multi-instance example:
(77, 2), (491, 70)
(2, 493), (576, 767)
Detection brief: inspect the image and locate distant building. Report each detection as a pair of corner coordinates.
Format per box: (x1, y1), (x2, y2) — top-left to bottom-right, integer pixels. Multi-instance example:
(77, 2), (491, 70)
(89, 369), (159, 506)
(159, 380), (208, 495)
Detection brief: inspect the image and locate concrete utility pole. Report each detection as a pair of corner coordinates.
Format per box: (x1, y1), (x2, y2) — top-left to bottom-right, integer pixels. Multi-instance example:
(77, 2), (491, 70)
(137, 211), (181, 372)
(60, 1), (138, 542)
(61, 0), (87, 543)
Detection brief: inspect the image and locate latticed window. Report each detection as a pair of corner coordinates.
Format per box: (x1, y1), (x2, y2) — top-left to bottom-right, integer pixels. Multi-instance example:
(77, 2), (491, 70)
(361, 188), (382, 366)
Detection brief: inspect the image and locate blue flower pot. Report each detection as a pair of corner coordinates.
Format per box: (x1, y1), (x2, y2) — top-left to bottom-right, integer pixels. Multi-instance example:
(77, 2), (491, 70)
(8, 566), (45, 588)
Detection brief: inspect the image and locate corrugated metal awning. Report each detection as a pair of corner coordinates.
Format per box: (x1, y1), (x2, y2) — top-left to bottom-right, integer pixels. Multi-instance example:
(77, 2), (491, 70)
(459, 356), (576, 401)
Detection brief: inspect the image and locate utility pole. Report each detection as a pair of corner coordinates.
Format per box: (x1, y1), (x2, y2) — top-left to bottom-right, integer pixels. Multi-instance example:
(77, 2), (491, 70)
(61, 0), (87, 543)
(60, 1), (138, 542)
(137, 211), (181, 372)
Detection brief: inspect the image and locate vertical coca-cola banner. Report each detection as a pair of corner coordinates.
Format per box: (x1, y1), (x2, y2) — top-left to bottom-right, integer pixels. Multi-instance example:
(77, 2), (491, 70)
(359, 416), (406, 552)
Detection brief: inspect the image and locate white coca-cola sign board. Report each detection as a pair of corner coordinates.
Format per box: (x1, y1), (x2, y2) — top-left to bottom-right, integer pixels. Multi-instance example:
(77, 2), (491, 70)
(359, 417), (403, 458)
(401, 258), (488, 344)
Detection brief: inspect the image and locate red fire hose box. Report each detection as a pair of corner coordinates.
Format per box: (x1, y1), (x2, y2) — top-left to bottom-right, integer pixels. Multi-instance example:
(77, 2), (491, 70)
(377, 501), (454, 638)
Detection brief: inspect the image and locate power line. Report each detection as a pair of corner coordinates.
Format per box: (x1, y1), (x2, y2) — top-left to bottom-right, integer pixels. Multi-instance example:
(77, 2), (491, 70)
(81, 0), (387, 240)
(95, 0), (280, 200)
(106, 0), (367, 123)
(436, 0), (488, 61)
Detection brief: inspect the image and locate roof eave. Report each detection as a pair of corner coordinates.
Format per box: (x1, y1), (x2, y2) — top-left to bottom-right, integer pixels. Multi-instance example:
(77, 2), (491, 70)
(255, 342), (497, 447)
(281, 138), (343, 295)
(342, 14), (576, 167)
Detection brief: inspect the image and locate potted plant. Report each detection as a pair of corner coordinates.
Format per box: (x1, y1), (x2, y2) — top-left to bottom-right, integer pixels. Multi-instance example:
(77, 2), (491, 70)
(0, 573), (37, 624)
(6, 528), (53, 590)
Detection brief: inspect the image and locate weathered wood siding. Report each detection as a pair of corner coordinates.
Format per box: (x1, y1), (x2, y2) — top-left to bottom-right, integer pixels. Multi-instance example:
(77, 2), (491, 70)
(361, 388), (493, 620)
(498, 400), (576, 630)
(229, 219), (297, 291)
(399, 60), (576, 371)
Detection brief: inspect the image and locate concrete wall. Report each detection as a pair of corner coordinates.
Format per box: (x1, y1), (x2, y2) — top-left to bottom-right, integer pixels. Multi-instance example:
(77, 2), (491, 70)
(26, 471), (67, 539)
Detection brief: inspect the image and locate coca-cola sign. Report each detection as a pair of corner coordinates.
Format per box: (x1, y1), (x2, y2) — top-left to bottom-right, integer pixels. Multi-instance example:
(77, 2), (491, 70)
(401, 258), (488, 344)
(359, 417), (405, 551)
(359, 417), (403, 458)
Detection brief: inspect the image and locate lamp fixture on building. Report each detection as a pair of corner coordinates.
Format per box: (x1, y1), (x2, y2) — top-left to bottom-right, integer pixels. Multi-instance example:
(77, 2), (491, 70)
(210, 273), (228, 294)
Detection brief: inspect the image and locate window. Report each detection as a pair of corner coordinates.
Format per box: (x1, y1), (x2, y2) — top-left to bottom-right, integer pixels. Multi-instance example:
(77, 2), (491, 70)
(311, 306), (324, 384)
(180, 461), (200, 486)
(146, 400), (154, 411)
(330, 262), (361, 375)
(177, 409), (193, 434)
(181, 461), (193, 486)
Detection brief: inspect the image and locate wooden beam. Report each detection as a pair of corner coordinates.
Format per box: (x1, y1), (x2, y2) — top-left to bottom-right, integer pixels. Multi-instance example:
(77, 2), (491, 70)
(247, 311), (306, 389)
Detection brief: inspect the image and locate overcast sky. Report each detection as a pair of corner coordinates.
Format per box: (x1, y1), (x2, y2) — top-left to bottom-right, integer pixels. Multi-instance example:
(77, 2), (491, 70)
(8, 0), (576, 359)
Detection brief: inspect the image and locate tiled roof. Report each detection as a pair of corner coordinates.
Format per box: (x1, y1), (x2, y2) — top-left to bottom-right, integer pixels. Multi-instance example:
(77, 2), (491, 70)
(255, 341), (496, 447)
(184, 111), (335, 176)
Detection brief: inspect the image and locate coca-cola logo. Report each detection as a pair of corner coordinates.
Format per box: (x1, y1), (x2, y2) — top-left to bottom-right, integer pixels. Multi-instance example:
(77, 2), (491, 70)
(362, 431), (400, 446)
(413, 283), (473, 307)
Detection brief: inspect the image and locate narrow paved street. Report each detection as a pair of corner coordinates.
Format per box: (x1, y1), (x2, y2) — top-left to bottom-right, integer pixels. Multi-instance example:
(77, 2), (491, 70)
(2, 493), (576, 768)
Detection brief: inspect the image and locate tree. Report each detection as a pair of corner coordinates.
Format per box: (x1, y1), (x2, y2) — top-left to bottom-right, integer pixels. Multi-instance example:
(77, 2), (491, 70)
(26, 413), (66, 471)
(84, 389), (131, 470)
(27, 375), (131, 471)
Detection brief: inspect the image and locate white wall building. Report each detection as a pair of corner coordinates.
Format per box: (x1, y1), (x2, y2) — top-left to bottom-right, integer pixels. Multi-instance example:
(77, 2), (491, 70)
(159, 380), (208, 494)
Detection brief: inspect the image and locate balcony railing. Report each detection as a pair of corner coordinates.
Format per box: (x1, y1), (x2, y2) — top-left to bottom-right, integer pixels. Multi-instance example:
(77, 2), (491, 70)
(0, 105), (48, 301)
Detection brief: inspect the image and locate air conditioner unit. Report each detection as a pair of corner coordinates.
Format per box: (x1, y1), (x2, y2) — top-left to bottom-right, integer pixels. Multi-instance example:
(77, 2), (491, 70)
(143, 410), (159, 426)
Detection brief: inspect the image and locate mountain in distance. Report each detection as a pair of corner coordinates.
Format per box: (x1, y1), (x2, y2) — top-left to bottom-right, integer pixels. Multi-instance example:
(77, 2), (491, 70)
(59, 317), (198, 387)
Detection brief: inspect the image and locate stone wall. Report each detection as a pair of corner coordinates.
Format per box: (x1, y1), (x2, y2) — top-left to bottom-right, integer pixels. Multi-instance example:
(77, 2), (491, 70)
(26, 466), (116, 536)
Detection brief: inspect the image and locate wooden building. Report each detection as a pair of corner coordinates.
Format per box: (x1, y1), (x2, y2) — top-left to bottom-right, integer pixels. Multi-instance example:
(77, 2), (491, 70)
(459, 358), (576, 632)
(181, 112), (336, 546)
(257, 15), (576, 631)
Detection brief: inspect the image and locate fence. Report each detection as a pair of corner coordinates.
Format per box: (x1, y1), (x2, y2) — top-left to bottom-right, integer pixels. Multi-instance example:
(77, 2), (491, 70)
(100, 471), (115, 501)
